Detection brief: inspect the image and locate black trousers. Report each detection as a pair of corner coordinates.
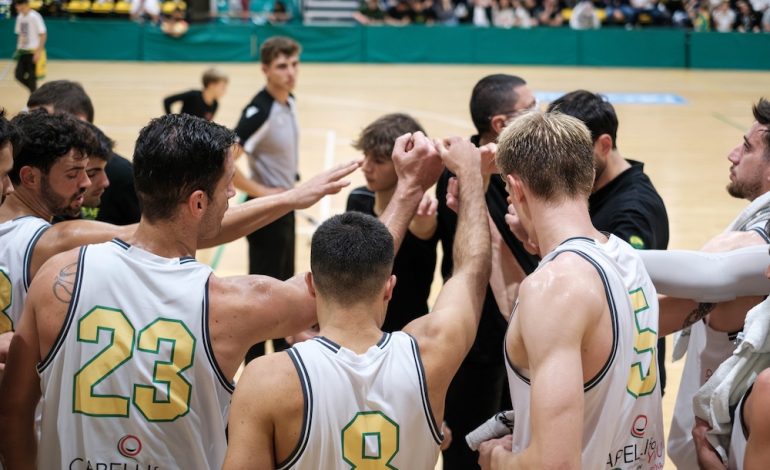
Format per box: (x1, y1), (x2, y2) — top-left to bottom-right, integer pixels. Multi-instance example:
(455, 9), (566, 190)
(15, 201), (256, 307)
(442, 360), (506, 470)
(244, 210), (295, 363)
(15, 52), (36, 93)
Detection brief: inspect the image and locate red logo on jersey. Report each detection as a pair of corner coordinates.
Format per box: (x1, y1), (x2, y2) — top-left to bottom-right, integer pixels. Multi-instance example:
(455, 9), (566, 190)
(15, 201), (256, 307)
(117, 435), (142, 458)
(631, 415), (647, 438)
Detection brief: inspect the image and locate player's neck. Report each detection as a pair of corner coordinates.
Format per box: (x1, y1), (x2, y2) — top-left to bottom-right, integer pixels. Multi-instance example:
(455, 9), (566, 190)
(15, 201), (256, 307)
(266, 83), (290, 104)
(593, 150), (630, 192)
(532, 199), (604, 257)
(373, 186), (397, 215)
(0, 189), (53, 222)
(125, 220), (198, 259)
(201, 88), (216, 105)
(317, 303), (385, 354)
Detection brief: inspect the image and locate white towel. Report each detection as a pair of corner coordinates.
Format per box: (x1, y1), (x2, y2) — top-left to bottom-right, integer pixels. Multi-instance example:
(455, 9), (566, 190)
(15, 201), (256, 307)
(673, 190), (770, 360)
(465, 410), (515, 451)
(692, 297), (770, 462)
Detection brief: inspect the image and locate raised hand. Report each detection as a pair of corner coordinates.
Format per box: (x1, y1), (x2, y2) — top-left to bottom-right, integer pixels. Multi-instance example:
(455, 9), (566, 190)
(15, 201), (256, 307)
(290, 160), (361, 209)
(392, 132), (443, 192)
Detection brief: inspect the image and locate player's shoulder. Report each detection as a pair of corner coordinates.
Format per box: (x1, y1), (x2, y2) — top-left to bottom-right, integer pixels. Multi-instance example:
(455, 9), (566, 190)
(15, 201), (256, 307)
(520, 252), (605, 307)
(239, 349), (298, 396)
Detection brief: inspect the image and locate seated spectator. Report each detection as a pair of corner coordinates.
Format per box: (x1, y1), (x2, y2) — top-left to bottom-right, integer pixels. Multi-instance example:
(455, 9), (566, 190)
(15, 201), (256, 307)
(160, 7), (189, 37)
(670, 0), (694, 27)
(712, 0), (736, 31)
(535, 0), (564, 26)
(750, 0), (769, 12)
(130, 0), (160, 22)
(268, 0), (293, 23)
(692, 0), (712, 29)
(386, 0), (413, 24)
(471, 0), (494, 25)
(494, 0), (535, 27)
(163, 68), (228, 122)
(432, 0), (459, 24)
(353, 0), (387, 24)
(735, 0), (761, 30)
(570, 0), (601, 28)
(409, 0), (436, 23)
(634, 0), (670, 25)
(605, 0), (637, 26)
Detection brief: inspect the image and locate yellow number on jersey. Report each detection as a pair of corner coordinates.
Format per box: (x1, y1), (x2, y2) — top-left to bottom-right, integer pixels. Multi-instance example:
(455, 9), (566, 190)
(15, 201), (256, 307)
(134, 319), (195, 422)
(0, 269), (12, 334)
(627, 288), (658, 398)
(73, 308), (194, 421)
(74, 307), (135, 417)
(342, 411), (400, 469)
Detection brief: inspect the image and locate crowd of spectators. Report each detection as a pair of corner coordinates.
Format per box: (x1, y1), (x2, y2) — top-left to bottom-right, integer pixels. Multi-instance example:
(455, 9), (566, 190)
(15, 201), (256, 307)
(354, 0), (770, 30)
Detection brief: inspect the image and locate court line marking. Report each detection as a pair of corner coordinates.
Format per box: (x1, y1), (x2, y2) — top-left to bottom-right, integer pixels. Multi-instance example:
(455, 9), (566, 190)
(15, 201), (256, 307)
(711, 112), (746, 131)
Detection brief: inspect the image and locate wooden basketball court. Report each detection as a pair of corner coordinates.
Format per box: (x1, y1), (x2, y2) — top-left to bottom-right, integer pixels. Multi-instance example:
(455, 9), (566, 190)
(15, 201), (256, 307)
(2, 60), (768, 468)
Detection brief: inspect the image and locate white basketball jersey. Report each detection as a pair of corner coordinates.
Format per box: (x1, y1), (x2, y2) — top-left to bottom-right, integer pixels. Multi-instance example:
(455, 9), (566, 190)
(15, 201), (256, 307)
(280, 332), (443, 470)
(506, 236), (664, 469)
(728, 385), (750, 470)
(37, 239), (233, 470)
(0, 216), (51, 333)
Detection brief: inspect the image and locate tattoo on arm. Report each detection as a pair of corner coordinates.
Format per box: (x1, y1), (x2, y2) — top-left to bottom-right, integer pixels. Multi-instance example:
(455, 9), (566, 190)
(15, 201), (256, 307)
(682, 302), (717, 329)
(52, 263), (77, 304)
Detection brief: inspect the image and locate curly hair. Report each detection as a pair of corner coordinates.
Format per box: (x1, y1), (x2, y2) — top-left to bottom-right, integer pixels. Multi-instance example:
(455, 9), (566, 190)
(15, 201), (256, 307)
(10, 110), (97, 185)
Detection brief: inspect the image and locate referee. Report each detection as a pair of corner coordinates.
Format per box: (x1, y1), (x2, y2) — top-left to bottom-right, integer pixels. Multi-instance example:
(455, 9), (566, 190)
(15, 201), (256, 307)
(233, 36), (302, 362)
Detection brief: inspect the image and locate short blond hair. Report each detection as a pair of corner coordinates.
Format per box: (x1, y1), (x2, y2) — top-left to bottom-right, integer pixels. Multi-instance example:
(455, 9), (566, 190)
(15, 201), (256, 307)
(496, 111), (595, 201)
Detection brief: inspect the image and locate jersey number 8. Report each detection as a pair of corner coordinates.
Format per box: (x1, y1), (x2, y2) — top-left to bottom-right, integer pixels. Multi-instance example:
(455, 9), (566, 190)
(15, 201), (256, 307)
(73, 306), (195, 422)
(341, 411), (400, 469)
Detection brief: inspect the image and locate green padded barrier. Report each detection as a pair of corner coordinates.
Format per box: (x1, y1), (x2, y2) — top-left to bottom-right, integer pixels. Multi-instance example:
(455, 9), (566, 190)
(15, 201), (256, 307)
(256, 24), (365, 62)
(48, 19), (143, 60)
(690, 32), (770, 70)
(365, 25), (475, 63)
(578, 29), (686, 68)
(143, 23), (256, 61)
(0, 20), (14, 59)
(473, 27), (579, 65)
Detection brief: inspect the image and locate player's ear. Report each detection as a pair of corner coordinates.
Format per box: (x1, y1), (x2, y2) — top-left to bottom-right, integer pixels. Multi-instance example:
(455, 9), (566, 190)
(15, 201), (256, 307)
(188, 190), (207, 217)
(383, 275), (396, 302)
(305, 272), (317, 298)
(19, 166), (38, 188)
(595, 134), (613, 158)
(490, 115), (507, 136)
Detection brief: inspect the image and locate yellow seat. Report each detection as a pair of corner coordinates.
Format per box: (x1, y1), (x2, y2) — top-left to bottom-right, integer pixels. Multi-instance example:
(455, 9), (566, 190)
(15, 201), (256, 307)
(638, 12), (653, 23)
(561, 7), (572, 19)
(91, 0), (115, 13)
(29, 0), (43, 9)
(161, 0), (186, 14)
(115, 0), (131, 14)
(64, 0), (93, 12)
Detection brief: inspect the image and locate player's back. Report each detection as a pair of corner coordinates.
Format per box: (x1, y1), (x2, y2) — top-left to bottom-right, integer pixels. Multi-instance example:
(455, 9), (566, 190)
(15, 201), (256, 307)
(0, 215), (50, 334)
(507, 235), (664, 469)
(281, 331), (443, 469)
(37, 238), (232, 470)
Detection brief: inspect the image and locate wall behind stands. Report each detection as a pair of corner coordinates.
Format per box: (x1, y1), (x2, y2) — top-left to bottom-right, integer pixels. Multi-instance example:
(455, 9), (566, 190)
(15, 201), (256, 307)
(1, 19), (769, 70)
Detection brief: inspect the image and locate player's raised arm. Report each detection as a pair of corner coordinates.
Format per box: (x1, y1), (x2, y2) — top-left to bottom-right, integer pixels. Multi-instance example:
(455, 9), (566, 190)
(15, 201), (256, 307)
(202, 159), (360, 248)
(403, 136), (491, 420)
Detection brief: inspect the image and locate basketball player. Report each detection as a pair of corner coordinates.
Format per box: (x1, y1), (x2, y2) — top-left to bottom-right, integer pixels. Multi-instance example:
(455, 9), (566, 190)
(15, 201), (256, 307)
(222, 136), (490, 469)
(478, 111), (663, 469)
(0, 115), (439, 468)
(0, 110), (358, 373)
(665, 98), (770, 469)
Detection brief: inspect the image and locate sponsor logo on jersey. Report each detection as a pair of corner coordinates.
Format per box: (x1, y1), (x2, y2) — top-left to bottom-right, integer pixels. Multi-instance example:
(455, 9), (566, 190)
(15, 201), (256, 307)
(68, 458), (159, 470)
(117, 435), (142, 459)
(631, 414), (647, 438)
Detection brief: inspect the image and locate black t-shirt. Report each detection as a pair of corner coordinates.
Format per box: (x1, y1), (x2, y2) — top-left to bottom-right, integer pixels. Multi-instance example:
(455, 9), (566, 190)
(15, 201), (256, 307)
(96, 153), (142, 226)
(163, 90), (218, 121)
(589, 160), (669, 250)
(346, 187), (438, 332)
(436, 136), (540, 365)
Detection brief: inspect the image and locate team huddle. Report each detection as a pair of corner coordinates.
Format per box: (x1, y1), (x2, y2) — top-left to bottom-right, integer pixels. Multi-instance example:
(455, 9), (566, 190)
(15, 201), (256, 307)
(1, 36), (770, 470)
